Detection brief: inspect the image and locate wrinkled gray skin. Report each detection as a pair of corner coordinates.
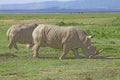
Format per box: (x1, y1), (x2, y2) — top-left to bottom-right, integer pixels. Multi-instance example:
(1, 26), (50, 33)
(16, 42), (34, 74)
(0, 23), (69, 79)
(32, 24), (102, 59)
(7, 24), (38, 49)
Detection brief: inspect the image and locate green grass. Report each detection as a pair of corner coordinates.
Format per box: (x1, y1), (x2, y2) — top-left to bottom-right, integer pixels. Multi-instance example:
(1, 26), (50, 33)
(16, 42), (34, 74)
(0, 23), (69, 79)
(0, 13), (120, 80)
(0, 13), (120, 20)
(0, 58), (120, 80)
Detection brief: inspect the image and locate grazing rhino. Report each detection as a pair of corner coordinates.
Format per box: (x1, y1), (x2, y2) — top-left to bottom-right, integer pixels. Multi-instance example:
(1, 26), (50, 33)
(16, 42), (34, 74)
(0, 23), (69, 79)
(7, 24), (38, 49)
(32, 24), (102, 59)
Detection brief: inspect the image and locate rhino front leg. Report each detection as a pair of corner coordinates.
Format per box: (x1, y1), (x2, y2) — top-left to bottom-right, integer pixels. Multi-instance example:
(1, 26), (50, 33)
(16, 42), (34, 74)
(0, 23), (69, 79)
(73, 48), (80, 59)
(32, 44), (39, 58)
(59, 45), (69, 60)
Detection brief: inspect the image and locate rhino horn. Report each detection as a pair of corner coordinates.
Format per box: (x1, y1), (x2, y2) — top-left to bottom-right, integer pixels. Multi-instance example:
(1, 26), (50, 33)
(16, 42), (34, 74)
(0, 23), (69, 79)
(96, 49), (103, 55)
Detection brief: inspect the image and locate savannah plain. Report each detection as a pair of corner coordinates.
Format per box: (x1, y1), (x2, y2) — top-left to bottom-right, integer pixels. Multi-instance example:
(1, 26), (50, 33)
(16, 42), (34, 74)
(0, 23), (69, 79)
(0, 13), (120, 80)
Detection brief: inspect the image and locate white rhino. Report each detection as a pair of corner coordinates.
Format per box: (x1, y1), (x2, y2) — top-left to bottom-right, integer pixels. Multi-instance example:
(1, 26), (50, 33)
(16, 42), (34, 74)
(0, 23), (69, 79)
(32, 24), (102, 59)
(7, 24), (38, 49)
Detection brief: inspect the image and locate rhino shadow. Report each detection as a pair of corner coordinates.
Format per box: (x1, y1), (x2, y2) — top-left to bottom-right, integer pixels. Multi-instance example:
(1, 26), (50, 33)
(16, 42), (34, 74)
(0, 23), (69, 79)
(92, 55), (120, 59)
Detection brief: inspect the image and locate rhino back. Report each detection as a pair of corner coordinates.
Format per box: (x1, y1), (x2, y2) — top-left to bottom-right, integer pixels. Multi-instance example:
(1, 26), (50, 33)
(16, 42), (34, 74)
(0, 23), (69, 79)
(16, 25), (37, 44)
(8, 24), (37, 44)
(33, 24), (64, 48)
(33, 24), (87, 49)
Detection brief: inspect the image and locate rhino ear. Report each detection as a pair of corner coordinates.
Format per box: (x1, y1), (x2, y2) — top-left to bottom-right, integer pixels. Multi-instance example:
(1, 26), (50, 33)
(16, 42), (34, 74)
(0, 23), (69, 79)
(87, 35), (94, 39)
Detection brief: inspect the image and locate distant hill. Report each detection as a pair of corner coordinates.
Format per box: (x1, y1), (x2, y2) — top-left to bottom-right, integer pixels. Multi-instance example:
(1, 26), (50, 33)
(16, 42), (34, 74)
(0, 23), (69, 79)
(0, 0), (120, 13)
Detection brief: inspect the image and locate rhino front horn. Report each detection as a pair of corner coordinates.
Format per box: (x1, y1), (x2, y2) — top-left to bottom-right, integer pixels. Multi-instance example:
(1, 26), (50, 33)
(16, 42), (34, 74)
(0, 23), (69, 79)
(96, 49), (103, 55)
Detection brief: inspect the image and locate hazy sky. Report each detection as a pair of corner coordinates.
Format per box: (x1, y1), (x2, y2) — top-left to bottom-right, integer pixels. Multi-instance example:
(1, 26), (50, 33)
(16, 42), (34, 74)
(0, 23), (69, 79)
(0, 0), (75, 4)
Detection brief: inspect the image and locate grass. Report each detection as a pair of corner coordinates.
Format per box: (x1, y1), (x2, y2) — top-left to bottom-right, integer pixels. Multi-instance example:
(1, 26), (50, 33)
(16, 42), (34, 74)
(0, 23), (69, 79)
(0, 58), (120, 80)
(0, 13), (120, 80)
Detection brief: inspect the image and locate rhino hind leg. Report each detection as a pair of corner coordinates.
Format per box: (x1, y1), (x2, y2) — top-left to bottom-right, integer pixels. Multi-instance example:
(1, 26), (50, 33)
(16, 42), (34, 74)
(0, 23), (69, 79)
(8, 40), (16, 49)
(26, 44), (34, 48)
(13, 43), (18, 50)
(73, 48), (80, 59)
(8, 43), (12, 49)
(32, 44), (40, 58)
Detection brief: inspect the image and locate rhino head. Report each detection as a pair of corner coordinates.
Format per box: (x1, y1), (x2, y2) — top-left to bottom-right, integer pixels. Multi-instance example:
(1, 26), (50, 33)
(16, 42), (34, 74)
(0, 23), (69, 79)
(82, 35), (103, 58)
(85, 46), (103, 58)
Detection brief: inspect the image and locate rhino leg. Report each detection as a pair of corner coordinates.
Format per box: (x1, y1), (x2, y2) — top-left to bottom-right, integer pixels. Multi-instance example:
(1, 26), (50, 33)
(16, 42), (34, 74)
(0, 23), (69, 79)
(59, 45), (69, 60)
(13, 43), (18, 50)
(26, 44), (34, 48)
(73, 48), (80, 59)
(8, 40), (16, 49)
(32, 44), (39, 58)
